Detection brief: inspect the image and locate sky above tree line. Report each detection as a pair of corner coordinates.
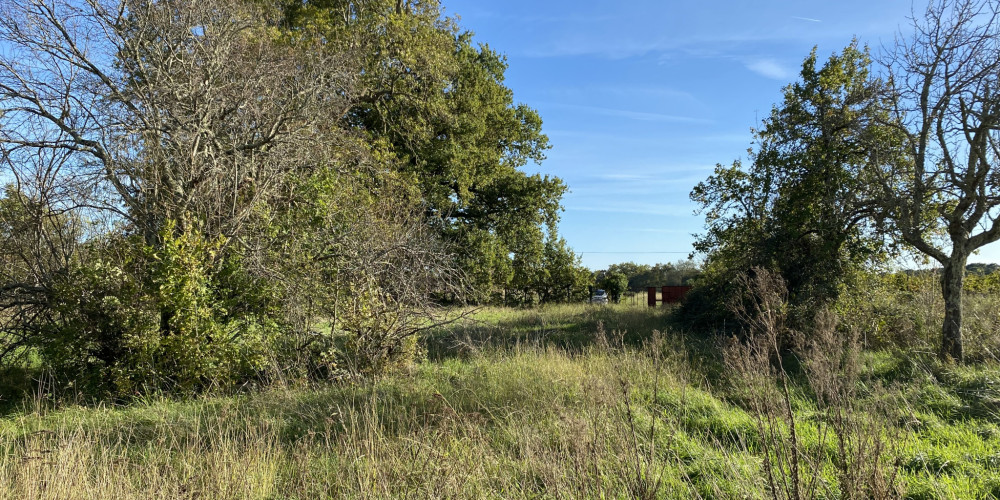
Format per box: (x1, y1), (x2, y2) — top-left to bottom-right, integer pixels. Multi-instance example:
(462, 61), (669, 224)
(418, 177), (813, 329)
(444, 0), (1000, 270)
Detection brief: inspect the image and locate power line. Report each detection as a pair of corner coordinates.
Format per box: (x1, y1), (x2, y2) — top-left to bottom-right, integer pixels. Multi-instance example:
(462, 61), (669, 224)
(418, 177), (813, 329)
(579, 251), (690, 254)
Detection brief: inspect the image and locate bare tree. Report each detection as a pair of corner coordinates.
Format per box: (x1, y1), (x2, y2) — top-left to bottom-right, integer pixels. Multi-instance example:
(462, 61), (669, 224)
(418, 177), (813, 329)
(272, 166), (470, 375)
(882, 0), (1000, 361)
(0, 0), (353, 245)
(0, 148), (86, 362)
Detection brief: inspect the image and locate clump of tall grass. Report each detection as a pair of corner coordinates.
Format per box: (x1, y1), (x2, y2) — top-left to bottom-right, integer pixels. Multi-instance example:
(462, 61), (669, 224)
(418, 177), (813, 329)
(724, 269), (902, 499)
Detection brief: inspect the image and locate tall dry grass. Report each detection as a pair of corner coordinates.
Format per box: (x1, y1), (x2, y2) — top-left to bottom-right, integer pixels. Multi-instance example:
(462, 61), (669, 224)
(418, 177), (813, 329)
(724, 269), (902, 499)
(1, 300), (999, 498)
(0, 347), (748, 499)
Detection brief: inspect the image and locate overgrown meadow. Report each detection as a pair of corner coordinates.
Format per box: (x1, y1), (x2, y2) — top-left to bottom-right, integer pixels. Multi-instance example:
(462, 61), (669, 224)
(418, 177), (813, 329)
(4, 0), (1000, 498)
(3, 277), (1000, 499)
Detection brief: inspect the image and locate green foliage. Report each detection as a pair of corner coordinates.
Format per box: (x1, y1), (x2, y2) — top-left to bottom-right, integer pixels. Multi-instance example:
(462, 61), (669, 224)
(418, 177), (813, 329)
(600, 271), (629, 304)
(39, 223), (283, 397)
(267, 163), (464, 376)
(541, 236), (592, 302)
(281, 0), (570, 302)
(603, 260), (700, 291)
(136, 223), (279, 393)
(41, 254), (156, 396)
(964, 269), (1000, 295)
(688, 42), (899, 327)
(837, 270), (1000, 361)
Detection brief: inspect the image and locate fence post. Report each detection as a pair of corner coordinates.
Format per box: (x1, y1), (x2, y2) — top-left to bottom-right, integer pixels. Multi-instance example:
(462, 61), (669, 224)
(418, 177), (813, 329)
(647, 287), (656, 307)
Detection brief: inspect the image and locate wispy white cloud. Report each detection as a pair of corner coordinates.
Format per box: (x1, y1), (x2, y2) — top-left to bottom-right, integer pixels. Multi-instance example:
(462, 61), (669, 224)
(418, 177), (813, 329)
(546, 129), (750, 151)
(525, 33), (775, 59)
(445, 7), (618, 25)
(525, 36), (673, 59)
(502, 1), (907, 61)
(569, 176), (707, 197)
(521, 25), (843, 60)
(745, 58), (794, 80)
(539, 84), (700, 103)
(595, 173), (651, 181)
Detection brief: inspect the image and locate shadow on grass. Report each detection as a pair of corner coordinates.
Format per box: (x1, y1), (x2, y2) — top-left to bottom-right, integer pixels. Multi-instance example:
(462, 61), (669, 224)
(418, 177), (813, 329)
(423, 303), (677, 357)
(0, 366), (38, 417)
(421, 302), (730, 387)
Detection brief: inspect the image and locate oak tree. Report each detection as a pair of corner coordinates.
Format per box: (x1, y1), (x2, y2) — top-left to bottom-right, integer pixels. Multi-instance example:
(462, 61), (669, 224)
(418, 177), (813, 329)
(281, 0), (572, 301)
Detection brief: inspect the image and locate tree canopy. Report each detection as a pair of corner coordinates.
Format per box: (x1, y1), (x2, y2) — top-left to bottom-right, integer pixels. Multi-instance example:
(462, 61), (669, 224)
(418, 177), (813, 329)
(689, 42), (900, 326)
(0, 0), (583, 394)
(280, 0), (577, 303)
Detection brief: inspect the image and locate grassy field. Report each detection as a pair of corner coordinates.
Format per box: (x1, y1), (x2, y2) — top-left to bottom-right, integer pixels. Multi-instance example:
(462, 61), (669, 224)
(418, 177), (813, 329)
(2, 302), (1000, 499)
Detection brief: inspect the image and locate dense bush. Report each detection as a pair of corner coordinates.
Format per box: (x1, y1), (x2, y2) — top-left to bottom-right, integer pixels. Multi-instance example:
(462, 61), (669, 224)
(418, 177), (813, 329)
(600, 272), (629, 304)
(34, 225), (285, 396)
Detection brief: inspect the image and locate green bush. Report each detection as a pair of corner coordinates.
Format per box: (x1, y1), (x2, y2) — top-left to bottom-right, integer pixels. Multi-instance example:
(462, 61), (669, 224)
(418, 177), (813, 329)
(600, 271), (628, 304)
(42, 254), (157, 396)
(41, 224), (283, 397)
(134, 223), (279, 393)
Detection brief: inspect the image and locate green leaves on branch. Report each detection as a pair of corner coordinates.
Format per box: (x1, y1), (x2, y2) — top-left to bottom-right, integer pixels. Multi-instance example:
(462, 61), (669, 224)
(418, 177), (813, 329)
(689, 42), (900, 327)
(41, 224), (282, 396)
(284, 0), (575, 302)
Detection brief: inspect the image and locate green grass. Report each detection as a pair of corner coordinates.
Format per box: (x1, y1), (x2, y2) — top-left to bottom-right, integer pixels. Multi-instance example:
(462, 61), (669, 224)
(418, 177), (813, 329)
(422, 300), (680, 358)
(2, 303), (1000, 498)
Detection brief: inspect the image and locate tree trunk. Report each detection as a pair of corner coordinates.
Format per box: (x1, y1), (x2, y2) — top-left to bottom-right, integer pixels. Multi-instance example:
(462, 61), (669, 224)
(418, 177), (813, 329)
(940, 254), (966, 362)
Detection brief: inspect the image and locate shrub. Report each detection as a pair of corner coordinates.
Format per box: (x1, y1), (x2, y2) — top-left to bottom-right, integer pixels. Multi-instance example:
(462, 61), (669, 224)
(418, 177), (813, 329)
(837, 270), (1000, 361)
(133, 223), (280, 393)
(41, 223), (283, 396)
(42, 254), (157, 396)
(600, 271), (628, 304)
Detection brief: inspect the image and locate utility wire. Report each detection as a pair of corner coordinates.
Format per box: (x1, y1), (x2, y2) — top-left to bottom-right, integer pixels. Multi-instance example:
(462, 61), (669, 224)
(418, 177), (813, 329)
(579, 251), (690, 254)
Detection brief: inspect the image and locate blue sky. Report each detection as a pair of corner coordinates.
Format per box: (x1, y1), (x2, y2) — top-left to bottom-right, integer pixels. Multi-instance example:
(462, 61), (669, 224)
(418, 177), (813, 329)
(443, 0), (1000, 270)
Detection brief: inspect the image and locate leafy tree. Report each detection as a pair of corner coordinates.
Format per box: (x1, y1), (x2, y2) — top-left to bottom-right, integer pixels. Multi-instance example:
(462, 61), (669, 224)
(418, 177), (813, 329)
(602, 261), (700, 291)
(0, 0), (476, 391)
(605, 262), (651, 291)
(966, 263), (1000, 276)
(0, 0), (343, 388)
(690, 43), (899, 326)
(878, 0), (1000, 362)
(541, 236), (592, 302)
(281, 0), (568, 301)
(600, 271), (629, 304)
